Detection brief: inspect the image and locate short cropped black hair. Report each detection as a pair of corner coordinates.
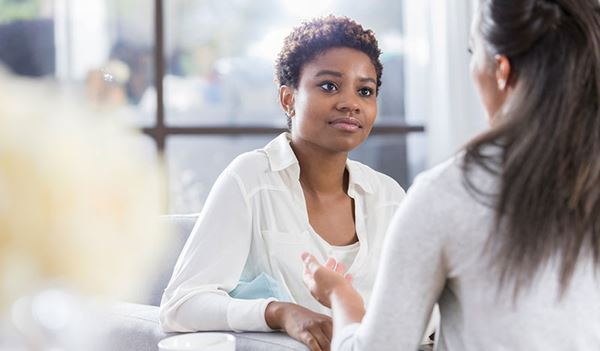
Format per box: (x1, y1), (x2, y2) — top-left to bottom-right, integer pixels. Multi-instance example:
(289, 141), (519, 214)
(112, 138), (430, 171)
(275, 15), (383, 93)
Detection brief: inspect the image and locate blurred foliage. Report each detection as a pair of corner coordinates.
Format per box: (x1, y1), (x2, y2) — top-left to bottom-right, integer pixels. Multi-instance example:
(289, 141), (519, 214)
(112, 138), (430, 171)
(0, 0), (41, 23)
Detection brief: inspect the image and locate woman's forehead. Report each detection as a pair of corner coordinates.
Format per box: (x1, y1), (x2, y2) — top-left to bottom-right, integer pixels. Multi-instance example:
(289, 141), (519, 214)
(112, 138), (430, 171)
(301, 48), (376, 76)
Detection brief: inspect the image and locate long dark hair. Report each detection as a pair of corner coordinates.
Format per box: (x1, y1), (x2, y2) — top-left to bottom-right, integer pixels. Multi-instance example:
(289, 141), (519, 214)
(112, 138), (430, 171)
(463, 0), (600, 296)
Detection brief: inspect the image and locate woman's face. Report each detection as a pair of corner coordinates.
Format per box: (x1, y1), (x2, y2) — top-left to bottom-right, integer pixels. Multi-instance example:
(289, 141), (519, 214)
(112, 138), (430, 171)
(469, 15), (507, 126)
(284, 47), (378, 153)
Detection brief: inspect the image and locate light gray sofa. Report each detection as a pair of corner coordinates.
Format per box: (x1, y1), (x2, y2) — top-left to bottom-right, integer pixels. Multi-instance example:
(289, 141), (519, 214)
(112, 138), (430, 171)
(106, 214), (308, 351)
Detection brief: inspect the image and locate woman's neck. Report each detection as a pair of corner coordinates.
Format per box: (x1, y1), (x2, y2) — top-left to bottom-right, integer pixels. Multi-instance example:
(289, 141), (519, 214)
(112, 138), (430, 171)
(290, 138), (349, 195)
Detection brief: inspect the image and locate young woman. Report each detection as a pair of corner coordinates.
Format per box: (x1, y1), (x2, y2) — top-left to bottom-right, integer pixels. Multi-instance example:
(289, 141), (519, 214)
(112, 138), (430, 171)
(303, 0), (600, 350)
(160, 16), (434, 350)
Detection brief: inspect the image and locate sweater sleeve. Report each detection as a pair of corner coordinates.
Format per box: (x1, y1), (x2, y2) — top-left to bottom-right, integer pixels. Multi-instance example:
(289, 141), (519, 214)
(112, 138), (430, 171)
(333, 175), (448, 351)
(159, 168), (275, 332)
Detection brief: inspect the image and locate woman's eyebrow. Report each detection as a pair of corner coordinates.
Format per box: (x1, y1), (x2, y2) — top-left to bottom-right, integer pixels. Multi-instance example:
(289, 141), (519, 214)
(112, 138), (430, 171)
(315, 70), (376, 85)
(359, 77), (377, 85)
(315, 70), (343, 78)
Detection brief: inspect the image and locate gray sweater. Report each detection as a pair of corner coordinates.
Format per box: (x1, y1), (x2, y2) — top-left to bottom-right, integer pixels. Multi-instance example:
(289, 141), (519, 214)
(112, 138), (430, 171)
(333, 155), (600, 351)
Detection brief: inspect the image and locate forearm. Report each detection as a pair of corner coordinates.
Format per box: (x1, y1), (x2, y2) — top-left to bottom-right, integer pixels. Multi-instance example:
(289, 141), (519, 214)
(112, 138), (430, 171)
(161, 292), (229, 332)
(161, 292), (274, 332)
(161, 168), (256, 331)
(330, 285), (365, 335)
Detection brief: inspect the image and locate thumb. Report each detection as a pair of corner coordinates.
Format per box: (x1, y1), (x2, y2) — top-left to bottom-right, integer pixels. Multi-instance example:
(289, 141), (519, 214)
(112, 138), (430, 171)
(300, 251), (321, 273)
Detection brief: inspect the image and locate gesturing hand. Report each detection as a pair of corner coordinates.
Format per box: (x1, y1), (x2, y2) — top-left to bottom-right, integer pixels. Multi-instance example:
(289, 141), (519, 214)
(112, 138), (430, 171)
(301, 252), (354, 308)
(265, 301), (333, 351)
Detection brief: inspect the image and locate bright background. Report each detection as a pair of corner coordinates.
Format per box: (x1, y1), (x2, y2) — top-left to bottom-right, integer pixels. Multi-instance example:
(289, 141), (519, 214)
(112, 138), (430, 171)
(0, 0), (485, 214)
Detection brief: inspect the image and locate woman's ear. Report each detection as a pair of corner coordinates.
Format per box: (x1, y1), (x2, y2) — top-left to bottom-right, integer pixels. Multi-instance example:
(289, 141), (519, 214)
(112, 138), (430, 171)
(494, 55), (511, 91)
(279, 85), (295, 117)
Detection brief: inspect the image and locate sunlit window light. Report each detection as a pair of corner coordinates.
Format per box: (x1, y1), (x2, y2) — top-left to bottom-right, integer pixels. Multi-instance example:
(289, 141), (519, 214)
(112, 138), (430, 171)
(380, 32), (405, 56)
(281, 0), (335, 19)
(247, 27), (293, 61)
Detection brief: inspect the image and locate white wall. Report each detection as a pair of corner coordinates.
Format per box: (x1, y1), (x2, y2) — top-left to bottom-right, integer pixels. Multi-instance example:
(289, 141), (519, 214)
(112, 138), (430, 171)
(404, 0), (487, 172)
(55, 0), (110, 81)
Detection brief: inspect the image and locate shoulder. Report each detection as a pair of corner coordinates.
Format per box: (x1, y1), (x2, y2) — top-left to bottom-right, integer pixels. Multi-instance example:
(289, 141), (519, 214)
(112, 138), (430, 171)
(412, 155), (463, 190)
(347, 159), (406, 200)
(383, 158), (466, 251)
(224, 149), (271, 178)
(403, 153), (483, 223)
(220, 145), (293, 196)
(411, 151), (497, 202)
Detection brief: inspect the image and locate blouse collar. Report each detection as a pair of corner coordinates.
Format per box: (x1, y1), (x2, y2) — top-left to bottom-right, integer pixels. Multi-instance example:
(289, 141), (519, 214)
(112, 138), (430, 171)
(263, 132), (374, 194)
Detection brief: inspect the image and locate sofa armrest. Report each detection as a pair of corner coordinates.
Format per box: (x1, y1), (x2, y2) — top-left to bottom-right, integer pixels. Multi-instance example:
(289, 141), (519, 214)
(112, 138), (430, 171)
(105, 302), (308, 351)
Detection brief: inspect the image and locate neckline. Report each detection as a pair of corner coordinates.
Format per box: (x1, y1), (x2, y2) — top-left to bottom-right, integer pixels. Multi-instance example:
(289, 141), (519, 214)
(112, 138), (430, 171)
(329, 240), (360, 251)
(294, 173), (368, 273)
(307, 222), (359, 249)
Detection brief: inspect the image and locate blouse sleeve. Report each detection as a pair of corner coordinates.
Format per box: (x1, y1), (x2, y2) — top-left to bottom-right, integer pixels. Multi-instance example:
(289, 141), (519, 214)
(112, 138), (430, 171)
(159, 168), (275, 333)
(333, 175), (449, 350)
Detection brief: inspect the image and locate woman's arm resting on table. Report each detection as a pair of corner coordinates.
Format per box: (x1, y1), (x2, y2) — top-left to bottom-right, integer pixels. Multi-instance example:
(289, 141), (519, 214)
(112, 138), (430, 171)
(160, 168), (268, 332)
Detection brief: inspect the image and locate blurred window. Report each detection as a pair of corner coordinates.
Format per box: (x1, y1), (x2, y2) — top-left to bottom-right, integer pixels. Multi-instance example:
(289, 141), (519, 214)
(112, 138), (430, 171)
(1, 0), (425, 214)
(0, 0), (155, 124)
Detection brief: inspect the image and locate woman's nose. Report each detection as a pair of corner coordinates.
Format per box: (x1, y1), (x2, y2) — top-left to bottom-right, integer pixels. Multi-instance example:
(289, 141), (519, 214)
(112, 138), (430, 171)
(335, 91), (361, 114)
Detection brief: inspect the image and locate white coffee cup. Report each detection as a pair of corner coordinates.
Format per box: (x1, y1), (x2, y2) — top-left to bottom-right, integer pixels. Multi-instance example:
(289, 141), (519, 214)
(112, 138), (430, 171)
(158, 333), (236, 351)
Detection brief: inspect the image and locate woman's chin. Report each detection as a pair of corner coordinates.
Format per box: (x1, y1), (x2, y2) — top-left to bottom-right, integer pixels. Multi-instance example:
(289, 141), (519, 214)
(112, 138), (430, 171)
(326, 135), (367, 153)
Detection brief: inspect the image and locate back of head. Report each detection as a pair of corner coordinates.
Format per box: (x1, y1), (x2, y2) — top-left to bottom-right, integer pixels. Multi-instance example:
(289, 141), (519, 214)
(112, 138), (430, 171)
(464, 0), (600, 297)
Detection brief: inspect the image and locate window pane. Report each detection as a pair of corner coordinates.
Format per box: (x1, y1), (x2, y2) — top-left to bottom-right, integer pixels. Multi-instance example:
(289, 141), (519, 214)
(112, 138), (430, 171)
(0, 0), (156, 126)
(163, 0), (405, 126)
(349, 134), (409, 189)
(166, 135), (274, 213)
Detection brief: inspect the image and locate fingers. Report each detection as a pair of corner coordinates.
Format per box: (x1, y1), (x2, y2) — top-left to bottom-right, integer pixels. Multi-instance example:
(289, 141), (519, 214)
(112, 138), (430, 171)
(303, 328), (331, 351)
(327, 258), (347, 275)
(325, 257), (336, 270)
(302, 332), (323, 351)
(313, 330), (331, 351)
(301, 252), (321, 273)
(301, 252), (317, 284)
(301, 253), (351, 292)
(334, 261), (346, 274)
(321, 318), (333, 341)
(302, 252), (343, 274)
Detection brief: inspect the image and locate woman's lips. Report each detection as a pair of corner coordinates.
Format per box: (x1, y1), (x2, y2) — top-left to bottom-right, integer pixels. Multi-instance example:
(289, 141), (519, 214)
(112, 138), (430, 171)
(329, 117), (362, 132)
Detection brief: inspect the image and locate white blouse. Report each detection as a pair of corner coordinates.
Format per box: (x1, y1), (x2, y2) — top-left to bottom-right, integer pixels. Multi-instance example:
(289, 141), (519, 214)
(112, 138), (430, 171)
(159, 133), (406, 333)
(329, 241), (361, 272)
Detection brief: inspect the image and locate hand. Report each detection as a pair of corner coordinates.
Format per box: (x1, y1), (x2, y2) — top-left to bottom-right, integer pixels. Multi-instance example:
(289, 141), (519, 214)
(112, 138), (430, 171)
(301, 252), (354, 308)
(265, 301), (332, 351)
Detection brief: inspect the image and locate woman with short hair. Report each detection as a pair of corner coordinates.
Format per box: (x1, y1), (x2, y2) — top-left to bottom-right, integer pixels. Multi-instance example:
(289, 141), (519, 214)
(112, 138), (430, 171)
(160, 16), (435, 351)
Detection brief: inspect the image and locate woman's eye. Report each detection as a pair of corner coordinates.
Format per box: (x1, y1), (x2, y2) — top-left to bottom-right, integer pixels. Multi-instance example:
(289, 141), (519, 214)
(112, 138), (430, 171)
(467, 47), (473, 55)
(358, 87), (374, 97)
(319, 82), (337, 92)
